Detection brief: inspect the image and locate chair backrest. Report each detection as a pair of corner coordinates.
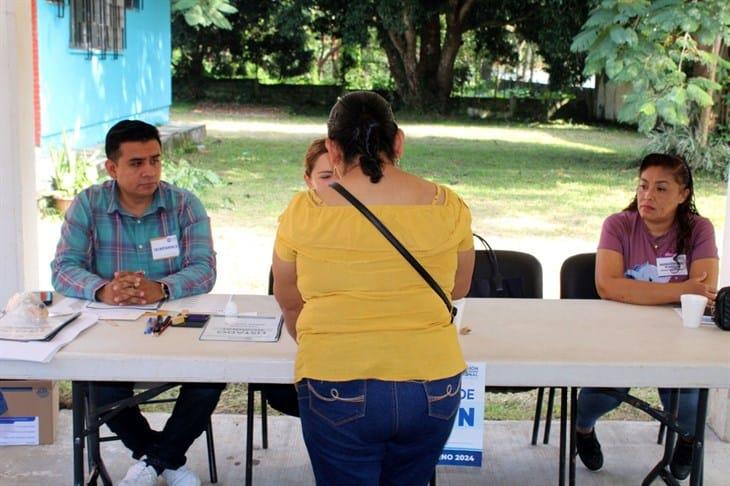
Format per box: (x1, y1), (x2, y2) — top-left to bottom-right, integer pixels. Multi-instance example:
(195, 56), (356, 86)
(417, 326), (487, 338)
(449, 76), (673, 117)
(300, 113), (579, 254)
(560, 252), (599, 299)
(468, 249), (543, 299)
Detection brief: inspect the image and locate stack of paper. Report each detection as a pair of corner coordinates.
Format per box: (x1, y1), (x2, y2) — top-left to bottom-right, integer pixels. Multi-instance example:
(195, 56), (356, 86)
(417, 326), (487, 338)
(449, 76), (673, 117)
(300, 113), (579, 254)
(0, 312), (81, 342)
(51, 298), (157, 321)
(161, 294), (232, 315)
(0, 313), (98, 362)
(85, 301), (158, 320)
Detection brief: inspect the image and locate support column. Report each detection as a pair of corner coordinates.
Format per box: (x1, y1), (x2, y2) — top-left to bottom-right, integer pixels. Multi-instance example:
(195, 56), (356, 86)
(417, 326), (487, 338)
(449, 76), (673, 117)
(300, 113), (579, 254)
(708, 175), (730, 441)
(0, 0), (38, 304)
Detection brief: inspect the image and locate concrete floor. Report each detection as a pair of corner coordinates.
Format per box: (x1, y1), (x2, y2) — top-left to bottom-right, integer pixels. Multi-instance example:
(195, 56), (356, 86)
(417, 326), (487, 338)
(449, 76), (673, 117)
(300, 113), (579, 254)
(1, 411), (729, 485)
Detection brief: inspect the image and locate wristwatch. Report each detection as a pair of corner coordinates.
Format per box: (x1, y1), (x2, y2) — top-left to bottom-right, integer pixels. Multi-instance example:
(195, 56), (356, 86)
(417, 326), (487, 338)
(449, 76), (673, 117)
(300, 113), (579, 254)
(159, 282), (170, 301)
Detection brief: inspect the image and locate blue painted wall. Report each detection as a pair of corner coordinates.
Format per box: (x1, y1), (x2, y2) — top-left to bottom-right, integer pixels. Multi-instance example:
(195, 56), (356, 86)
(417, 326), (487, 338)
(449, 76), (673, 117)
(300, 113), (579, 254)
(37, 1), (171, 149)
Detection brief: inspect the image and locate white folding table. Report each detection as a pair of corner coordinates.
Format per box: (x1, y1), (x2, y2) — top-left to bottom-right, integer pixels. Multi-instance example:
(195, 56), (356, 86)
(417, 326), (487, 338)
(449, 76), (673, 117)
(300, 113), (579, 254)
(2, 296), (728, 486)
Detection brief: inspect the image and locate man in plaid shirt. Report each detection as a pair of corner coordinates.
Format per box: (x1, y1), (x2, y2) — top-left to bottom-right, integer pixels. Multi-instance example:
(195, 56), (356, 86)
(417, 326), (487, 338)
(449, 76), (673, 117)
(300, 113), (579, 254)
(51, 120), (224, 486)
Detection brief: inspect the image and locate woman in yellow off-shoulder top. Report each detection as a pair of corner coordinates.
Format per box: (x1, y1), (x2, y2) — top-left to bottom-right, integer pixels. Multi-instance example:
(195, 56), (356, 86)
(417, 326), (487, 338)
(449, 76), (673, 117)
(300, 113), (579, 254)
(273, 91), (475, 485)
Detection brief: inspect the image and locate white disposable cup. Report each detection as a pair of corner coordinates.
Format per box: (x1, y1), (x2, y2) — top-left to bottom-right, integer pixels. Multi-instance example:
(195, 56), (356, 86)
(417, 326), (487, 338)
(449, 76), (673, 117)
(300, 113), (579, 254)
(680, 294), (708, 329)
(452, 298), (466, 330)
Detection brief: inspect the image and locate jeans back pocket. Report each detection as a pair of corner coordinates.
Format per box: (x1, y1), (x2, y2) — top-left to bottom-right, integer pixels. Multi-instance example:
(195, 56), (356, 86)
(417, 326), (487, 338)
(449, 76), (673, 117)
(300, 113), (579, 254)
(305, 379), (367, 427)
(423, 374), (462, 420)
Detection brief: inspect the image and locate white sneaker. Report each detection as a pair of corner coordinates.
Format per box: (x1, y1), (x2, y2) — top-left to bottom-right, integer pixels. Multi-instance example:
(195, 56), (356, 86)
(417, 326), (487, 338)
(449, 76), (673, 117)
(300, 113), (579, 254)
(119, 460), (159, 486)
(161, 465), (201, 486)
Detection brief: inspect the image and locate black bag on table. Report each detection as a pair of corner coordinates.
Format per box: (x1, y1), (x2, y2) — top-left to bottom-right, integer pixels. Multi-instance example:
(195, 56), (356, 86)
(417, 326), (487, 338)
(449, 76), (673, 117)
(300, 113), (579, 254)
(714, 286), (730, 331)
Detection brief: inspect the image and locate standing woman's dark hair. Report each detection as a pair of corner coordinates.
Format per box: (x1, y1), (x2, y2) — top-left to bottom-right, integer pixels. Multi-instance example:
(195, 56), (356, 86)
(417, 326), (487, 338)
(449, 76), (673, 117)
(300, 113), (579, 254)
(326, 91), (399, 183)
(625, 153), (698, 259)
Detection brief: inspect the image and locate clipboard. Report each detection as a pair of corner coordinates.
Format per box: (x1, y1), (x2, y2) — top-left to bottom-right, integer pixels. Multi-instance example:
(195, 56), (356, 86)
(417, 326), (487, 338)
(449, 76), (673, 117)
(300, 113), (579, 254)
(0, 312), (82, 342)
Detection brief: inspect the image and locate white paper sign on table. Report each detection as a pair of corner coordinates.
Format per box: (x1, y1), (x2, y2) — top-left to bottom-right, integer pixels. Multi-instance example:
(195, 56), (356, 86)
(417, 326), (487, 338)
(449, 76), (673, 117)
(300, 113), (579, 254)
(199, 315), (283, 342)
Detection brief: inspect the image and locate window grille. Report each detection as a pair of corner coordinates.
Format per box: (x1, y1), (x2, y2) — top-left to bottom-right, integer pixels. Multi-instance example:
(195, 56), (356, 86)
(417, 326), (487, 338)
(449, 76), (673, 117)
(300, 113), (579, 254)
(69, 0), (125, 59)
(47, 0), (65, 18)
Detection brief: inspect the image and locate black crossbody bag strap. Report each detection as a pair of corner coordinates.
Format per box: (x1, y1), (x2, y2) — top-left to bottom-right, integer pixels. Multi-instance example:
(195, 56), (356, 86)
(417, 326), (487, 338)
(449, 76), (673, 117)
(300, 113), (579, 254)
(330, 182), (456, 322)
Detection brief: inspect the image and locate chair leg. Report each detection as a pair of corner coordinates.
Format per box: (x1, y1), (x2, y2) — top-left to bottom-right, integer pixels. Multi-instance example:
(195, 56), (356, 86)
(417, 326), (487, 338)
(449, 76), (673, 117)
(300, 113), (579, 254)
(532, 387), (545, 445)
(544, 387), (555, 445)
(559, 388), (567, 486)
(205, 419), (218, 483)
(246, 386), (254, 486)
(261, 389), (268, 450)
(657, 422), (666, 445)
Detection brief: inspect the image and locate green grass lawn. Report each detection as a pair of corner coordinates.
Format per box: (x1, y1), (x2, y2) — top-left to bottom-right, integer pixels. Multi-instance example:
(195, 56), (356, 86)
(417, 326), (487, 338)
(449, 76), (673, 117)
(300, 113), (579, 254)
(171, 103), (726, 241)
(58, 103), (726, 421)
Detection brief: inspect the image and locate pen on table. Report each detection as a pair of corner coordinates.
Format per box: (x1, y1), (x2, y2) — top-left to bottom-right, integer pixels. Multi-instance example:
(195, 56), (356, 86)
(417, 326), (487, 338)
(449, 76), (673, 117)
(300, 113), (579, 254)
(149, 315), (163, 334)
(154, 316), (173, 336)
(143, 317), (156, 335)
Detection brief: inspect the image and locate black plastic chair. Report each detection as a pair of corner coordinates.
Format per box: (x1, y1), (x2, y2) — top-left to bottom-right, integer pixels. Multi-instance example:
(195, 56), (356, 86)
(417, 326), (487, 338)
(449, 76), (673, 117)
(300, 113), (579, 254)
(560, 253), (670, 446)
(560, 253), (599, 300)
(96, 383), (218, 483)
(557, 252), (600, 451)
(467, 245), (553, 446)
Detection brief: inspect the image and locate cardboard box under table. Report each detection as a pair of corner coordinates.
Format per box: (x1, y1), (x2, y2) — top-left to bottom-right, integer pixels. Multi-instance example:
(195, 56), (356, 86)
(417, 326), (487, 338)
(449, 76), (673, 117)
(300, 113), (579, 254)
(0, 380), (59, 445)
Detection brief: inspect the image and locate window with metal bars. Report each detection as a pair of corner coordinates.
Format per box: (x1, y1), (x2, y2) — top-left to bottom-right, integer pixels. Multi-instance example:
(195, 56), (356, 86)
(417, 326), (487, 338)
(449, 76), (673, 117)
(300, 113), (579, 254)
(69, 0), (126, 58)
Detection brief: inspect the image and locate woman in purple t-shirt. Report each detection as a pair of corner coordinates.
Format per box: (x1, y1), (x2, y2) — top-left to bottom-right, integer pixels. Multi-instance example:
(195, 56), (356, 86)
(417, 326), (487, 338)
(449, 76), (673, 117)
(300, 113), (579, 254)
(575, 153), (719, 480)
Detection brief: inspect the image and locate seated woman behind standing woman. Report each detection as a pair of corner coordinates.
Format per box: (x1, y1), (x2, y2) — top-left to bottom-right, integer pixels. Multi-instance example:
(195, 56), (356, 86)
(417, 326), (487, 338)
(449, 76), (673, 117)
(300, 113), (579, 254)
(262, 137), (337, 418)
(575, 153), (718, 481)
(303, 137), (335, 191)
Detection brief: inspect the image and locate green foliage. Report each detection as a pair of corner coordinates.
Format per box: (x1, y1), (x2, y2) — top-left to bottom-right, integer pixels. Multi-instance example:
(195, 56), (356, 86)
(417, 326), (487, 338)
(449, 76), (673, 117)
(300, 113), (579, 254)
(172, 1), (314, 92)
(49, 144), (100, 198)
(172, 1), (596, 107)
(172, 0), (237, 29)
(513, 0), (595, 90)
(162, 145), (223, 194)
(644, 125), (730, 179)
(571, 0), (730, 133)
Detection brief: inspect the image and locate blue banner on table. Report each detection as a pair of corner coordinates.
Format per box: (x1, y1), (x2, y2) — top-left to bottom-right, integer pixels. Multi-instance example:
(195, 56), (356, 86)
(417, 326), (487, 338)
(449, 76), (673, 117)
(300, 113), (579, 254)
(438, 362), (486, 467)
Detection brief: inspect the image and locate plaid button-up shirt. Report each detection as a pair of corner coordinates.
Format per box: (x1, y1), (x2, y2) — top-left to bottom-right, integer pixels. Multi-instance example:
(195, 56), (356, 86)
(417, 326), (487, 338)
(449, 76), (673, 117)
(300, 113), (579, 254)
(51, 180), (216, 301)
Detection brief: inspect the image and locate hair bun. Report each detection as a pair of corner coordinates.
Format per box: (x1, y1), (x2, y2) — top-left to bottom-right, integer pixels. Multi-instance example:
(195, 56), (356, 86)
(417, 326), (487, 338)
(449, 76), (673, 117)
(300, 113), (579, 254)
(359, 153), (384, 183)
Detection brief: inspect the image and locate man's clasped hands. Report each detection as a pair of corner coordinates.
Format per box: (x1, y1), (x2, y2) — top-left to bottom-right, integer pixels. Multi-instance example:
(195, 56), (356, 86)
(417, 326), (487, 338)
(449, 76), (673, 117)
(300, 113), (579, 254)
(96, 271), (165, 305)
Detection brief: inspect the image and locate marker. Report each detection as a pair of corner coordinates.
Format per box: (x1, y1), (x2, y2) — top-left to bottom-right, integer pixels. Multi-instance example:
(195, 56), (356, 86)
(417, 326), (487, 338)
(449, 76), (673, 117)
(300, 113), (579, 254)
(144, 317), (156, 335)
(154, 316), (173, 336)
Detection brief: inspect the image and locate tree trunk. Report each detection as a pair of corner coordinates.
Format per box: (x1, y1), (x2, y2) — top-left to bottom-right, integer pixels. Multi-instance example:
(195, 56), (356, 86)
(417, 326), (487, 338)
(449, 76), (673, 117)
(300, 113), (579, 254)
(696, 35), (723, 147)
(718, 43), (729, 128)
(377, 0), (475, 112)
(377, 26), (411, 106)
(435, 0), (475, 111)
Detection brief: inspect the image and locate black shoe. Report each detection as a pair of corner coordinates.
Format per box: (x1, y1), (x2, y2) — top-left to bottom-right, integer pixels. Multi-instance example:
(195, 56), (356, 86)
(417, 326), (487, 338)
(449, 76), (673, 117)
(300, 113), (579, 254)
(670, 438), (693, 480)
(576, 429), (604, 471)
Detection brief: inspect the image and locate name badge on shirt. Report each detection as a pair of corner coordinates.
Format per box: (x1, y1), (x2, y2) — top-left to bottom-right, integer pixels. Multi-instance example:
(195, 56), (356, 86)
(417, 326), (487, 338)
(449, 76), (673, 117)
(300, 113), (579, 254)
(656, 255), (688, 277)
(150, 235), (180, 260)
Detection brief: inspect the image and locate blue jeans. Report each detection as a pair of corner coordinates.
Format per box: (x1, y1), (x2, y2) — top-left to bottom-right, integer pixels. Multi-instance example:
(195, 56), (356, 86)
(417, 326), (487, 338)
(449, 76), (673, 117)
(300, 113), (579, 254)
(577, 387), (699, 434)
(296, 374), (462, 486)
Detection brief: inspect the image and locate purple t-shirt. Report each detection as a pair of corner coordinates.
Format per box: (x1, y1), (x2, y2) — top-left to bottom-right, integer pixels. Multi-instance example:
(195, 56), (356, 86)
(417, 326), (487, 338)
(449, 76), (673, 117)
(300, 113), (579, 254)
(598, 211), (718, 283)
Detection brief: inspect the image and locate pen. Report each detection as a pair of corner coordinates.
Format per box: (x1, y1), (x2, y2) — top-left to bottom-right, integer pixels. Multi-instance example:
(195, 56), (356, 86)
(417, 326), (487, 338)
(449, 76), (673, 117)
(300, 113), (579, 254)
(154, 316), (173, 336)
(144, 317), (156, 335)
(153, 315), (163, 332)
